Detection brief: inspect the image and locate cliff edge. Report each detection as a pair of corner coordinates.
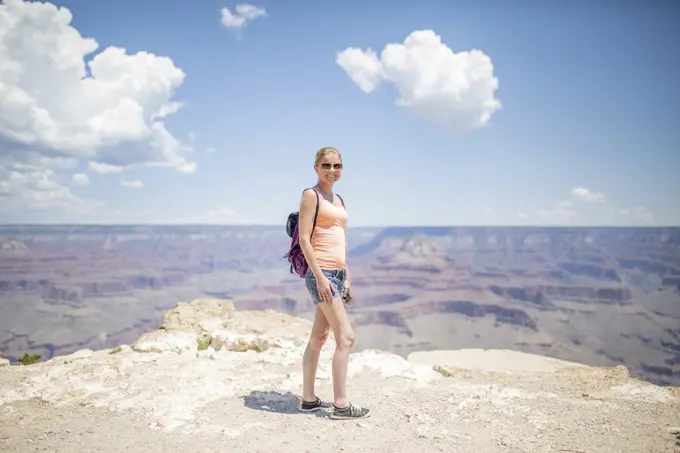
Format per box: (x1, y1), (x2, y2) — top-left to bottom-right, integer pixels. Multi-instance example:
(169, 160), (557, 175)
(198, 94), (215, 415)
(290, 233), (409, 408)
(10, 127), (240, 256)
(1, 298), (679, 452)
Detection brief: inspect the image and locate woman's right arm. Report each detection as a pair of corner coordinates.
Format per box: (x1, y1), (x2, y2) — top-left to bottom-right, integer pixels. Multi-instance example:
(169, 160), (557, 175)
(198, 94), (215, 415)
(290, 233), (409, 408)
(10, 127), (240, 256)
(298, 188), (325, 280)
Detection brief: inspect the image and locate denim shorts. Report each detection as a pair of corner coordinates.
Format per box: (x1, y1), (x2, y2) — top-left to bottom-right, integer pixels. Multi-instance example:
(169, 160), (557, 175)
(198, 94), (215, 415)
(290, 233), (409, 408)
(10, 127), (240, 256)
(305, 268), (346, 304)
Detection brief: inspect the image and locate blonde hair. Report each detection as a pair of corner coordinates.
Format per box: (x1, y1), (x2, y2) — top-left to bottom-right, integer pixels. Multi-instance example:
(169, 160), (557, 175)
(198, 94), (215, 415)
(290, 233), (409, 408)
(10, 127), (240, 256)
(314, 146), (342, 165)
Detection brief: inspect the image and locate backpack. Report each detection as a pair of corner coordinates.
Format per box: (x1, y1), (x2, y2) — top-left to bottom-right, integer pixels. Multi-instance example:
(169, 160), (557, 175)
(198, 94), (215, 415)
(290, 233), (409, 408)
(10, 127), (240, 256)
(283, 188), (344, 278)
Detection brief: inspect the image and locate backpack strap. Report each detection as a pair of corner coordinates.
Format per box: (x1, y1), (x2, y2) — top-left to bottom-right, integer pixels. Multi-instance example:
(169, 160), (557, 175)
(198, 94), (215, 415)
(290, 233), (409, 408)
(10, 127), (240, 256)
(302, 188), (320, 240)
(336, 193), (345, 208)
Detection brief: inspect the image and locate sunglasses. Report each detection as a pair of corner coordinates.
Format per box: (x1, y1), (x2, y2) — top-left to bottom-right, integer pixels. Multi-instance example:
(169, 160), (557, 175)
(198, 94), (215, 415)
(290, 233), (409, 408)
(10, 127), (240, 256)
(320, 163), (343, 170)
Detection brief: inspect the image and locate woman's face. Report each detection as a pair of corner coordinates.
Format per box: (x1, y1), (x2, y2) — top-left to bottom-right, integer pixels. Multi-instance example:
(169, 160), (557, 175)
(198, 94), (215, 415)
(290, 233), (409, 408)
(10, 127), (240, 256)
(315, 152), (343, 184)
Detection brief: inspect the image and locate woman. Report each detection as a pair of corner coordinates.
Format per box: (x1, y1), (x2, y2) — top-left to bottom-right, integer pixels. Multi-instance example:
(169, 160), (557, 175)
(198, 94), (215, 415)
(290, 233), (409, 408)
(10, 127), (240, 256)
(296, 146), (371, 420)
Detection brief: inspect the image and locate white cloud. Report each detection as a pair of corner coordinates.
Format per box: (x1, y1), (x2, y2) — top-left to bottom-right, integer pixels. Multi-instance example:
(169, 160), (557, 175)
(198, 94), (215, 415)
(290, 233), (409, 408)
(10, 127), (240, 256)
(0, 167), (100, 214)
(221, 4), (266, 32)
(176, 161), (197, 174)
(336, 48), (384, 93)
(205, 146), (216, 153)
(0, 0), (195, 174)
(89, 162), (123, 174)
(71, 173), (89, 186)
(205, 207), (237, 222)
(0, 151), (78, 173)
(336, 29), (501, 131)
(536, 188), (655, 226)
(538, 205), (576, 223)
(537, 190), (600, 224)
(483, 206), (494, 216)
(570, 187), (605, 203)
(517, 212), (529, 220)
(121, 180), (143, 188)
(620, 205), (654, 224)
(537, 195), (580, 224)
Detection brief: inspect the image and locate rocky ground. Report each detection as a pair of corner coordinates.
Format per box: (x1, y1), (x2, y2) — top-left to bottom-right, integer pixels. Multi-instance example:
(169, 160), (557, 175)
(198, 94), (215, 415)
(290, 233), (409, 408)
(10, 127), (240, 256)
(1, 298), (679, 452)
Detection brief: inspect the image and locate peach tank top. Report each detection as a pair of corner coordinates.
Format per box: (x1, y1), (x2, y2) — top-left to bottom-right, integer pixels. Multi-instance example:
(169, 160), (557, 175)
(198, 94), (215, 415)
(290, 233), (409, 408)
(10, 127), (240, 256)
(311, 190), (347, 270)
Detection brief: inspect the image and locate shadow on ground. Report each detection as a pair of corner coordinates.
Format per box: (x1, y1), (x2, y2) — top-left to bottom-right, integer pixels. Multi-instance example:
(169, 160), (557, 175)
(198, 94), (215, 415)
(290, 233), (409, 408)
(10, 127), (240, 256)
(241, 390), (329, 418)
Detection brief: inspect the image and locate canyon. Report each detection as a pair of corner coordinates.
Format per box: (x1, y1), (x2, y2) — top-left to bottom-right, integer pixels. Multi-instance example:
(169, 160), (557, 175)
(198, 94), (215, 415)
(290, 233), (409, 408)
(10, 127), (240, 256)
(0, 224), (679, 386)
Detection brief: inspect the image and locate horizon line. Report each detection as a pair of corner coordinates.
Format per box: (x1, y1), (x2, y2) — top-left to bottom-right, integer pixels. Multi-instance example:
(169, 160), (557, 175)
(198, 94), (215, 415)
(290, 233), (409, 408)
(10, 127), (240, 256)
(0, 223), (678, 229)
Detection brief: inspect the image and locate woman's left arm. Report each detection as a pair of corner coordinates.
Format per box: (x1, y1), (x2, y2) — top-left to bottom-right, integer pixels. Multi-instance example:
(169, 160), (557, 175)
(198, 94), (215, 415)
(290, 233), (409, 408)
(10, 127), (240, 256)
(344, 201), (350, 284)
(345, 234), (350, 282)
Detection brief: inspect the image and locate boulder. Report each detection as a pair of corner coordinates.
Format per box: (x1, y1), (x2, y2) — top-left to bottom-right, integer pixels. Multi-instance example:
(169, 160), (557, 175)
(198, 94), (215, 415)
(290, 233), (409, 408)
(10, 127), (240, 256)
(132, 330), (198, 355)
(159, 297), (236, 349)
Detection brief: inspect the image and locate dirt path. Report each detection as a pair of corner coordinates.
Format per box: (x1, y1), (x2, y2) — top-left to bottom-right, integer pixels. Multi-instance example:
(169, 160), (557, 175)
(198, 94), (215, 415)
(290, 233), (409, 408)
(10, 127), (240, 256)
(2, 369), (678, 453)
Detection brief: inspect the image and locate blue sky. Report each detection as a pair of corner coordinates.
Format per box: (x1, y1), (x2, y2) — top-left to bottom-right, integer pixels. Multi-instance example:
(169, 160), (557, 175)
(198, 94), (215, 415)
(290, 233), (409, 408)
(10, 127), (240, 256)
(0, 0), (678, 227)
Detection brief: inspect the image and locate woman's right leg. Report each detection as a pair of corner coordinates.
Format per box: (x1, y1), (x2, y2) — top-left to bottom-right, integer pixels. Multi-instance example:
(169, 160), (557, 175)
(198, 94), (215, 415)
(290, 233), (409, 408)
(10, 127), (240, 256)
(318, 296), (370, 419)
(318, 295), (355, 408)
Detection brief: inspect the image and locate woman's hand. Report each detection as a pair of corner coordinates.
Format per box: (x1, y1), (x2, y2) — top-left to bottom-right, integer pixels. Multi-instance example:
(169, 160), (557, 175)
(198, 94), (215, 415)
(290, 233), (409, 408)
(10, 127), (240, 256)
(343, 278), (352, 304)
(316, 274), (334, 304)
